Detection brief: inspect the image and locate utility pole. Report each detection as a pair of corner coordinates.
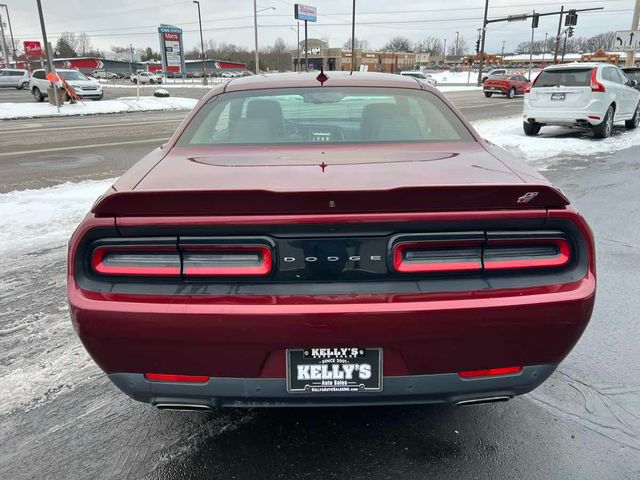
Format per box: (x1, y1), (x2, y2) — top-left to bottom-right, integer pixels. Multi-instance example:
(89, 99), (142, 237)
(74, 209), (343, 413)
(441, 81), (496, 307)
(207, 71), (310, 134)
(350, 0), (356, 72)
(0, 5), (16, 64)
(477, 0), (489, 86)
(501, 40), (506, 63)
(0, 13), (8, 67)
(193, 1), (208, 85)
(455, 31), (459, 57)
(626, 0), (640, 67)
(35, 0), (54, 74)
(253, 0), (259, 73)
(553, 5), (564, 63)
(296, 23), (300, 71)
(443, 38), (447, 67)
(542, 32), (548, 64)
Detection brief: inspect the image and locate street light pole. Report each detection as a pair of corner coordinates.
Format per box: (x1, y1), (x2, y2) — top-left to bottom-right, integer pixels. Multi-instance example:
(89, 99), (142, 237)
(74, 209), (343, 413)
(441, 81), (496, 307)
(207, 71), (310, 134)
(193, 1), (208, 85)
(0, 14), (9, 67)
(0, 4), (16, 64)
(542, 32), (548, 64)
(626, 0), (640, 67)
(443, 38), (447, 67)
(455, 31), (459, 57)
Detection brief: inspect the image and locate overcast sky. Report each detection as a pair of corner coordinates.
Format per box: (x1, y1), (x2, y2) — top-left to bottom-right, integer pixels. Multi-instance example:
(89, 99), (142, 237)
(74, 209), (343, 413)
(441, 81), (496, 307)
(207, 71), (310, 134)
(6, 0), (637, 54)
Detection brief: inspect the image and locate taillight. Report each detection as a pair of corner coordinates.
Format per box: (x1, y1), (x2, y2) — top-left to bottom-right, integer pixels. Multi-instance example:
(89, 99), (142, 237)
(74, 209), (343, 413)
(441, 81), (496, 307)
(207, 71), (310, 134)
(392, 232), (571, 274)
(484, 237), (570, 270)
(182, 245), (272, 276)
(393, 239), (483, 273)
(91, 245), (181, 276)
(459, 366), (522, 378)
(90, 238), (273, 277)
(590, 68), (605, 92)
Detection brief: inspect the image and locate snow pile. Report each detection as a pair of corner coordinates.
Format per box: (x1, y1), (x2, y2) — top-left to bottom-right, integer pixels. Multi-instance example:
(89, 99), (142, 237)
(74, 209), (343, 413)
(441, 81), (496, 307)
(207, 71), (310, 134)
(0, 179), (114, 258)
(472, 115), (640, 167)
(0, 96), (198, 120)
(437, 85), (483, 93)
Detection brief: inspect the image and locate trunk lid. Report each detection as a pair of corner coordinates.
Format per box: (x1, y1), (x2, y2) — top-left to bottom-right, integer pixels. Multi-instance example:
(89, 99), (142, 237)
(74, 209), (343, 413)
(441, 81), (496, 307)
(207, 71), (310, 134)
(529, 67), (594, 108)
(95, 143), (568, 216)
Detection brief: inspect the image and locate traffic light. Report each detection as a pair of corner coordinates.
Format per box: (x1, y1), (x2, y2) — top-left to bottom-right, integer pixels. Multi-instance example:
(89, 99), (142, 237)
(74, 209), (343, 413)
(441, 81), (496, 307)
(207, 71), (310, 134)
(475, 39), (480, 53)
(532, 14), (539, 29)
(565, 10), (578, 26)
(568, 27), (575, 38)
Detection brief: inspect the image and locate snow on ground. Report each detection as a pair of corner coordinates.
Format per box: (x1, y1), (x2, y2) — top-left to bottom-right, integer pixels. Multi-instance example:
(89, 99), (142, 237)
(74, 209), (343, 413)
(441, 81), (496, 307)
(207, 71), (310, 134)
(437, 85), (483, 92)
(429, 69), (541, 84)
(0, 96), (198, 120)
(472, 115), (640, 169)
(0, 179), (114, 259)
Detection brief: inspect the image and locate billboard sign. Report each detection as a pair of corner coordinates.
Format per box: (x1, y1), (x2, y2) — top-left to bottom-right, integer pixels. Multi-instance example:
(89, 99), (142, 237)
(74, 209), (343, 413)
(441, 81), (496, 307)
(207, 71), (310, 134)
(294, 4), (317, 22)
(23, 41), (44, 58)
(158, 25), (185, 74)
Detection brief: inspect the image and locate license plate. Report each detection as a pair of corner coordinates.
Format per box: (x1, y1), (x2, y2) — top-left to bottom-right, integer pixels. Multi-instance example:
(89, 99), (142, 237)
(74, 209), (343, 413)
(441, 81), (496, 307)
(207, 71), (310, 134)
(287, 348), (383, 393)
(551, 92), (566, 101)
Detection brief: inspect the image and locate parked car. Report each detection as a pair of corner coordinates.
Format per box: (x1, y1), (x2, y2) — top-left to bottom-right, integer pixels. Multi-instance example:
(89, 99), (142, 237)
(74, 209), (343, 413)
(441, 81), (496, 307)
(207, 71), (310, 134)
(400, 70), (437, 87)
(622, 67), (640, 91)
(92, 70), (119, 80)
(68, 71), (595, 410)
(483, 74), (531, 99)
(0, 68), (30, 90)
(523, 62), (640, 138)
(132, 71), (163, 84)
(29, 68), (103, 102)
(220, 71), (241, 78)
(481, 68), (506, 83)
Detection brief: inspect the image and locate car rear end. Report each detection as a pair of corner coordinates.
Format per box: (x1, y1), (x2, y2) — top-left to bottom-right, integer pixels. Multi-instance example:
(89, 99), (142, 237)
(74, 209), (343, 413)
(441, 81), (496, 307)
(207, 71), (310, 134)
(68, 75), (595, 409)
(483, 76), (510, 96)
(524, 65), (605, 127)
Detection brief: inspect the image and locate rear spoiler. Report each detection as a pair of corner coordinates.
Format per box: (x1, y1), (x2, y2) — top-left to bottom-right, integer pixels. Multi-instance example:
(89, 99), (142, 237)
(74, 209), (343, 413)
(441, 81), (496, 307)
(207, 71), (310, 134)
(92, 185), (570, 217)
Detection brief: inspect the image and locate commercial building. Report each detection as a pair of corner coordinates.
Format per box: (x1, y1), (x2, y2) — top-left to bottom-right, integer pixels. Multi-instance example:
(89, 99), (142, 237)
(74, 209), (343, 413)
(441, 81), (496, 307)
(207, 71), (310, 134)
(290, 38), (417, 73)
(50, 57), (246, 76)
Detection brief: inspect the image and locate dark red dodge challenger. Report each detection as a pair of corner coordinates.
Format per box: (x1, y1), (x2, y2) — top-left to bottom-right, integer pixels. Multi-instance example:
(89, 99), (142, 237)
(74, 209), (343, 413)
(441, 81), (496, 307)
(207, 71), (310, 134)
(68, 72), (595, 410)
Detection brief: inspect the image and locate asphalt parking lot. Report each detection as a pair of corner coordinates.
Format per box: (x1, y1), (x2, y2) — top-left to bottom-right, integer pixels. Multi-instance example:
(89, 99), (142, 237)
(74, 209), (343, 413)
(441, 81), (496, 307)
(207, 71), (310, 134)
(1, 87), (638, 479)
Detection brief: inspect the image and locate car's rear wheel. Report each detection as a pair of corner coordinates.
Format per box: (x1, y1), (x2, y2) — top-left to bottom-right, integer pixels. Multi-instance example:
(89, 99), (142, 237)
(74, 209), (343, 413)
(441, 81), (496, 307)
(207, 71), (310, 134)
(625, 103), (640, 129)
(484, 92), (493, 98)
(523, 121), (541, 136)
(150, 79), (155, 84)
(32, 87), (44, 103)
(507, 87), (516, 99)
(132, 78), (138, 84)
(593, 105), (614, 138)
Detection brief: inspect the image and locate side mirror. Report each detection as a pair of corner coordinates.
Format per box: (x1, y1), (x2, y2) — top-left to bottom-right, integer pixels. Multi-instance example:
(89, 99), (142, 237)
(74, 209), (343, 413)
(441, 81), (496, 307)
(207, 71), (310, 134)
(631, 80), (638, 87)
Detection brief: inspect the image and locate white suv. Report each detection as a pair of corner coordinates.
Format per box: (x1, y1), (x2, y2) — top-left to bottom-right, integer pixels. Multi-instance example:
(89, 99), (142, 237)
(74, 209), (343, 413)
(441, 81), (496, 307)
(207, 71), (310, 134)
(29, 69), (103, 102)
(132, 71), (163, 84)
(523, 63), (640, 138)
(0, 68), (30, 90)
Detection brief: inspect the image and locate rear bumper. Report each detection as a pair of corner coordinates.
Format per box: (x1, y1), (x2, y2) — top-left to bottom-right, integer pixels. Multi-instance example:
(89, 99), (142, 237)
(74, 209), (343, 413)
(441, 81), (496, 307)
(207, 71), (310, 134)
(523, 99), (606, 126)
(109, 365), (555, 408)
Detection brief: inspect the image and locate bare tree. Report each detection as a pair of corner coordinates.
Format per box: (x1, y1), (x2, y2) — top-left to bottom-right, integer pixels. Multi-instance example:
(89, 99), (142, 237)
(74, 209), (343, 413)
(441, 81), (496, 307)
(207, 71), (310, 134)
(414, 37), (442, 55)
(383, 36), (412, 52)
(343, 37), (369, 51)
(448, 36), (469, 56)
(77, 32), (92, 56)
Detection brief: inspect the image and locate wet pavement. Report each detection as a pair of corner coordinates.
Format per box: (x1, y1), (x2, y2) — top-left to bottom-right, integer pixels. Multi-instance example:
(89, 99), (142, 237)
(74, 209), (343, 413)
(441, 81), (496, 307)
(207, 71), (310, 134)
(1, 100), (639, 479)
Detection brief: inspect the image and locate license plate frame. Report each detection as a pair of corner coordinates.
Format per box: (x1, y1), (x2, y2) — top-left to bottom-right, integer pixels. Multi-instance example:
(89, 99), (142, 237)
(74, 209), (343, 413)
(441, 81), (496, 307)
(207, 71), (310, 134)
(286, 348), (383, 393)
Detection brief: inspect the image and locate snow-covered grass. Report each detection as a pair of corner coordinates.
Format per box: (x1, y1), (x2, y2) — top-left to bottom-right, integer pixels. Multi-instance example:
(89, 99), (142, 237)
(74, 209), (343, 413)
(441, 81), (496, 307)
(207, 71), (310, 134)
(473, 115), (640, 169)
(0, 179), (114, 258)
(0, 96), (198, 120)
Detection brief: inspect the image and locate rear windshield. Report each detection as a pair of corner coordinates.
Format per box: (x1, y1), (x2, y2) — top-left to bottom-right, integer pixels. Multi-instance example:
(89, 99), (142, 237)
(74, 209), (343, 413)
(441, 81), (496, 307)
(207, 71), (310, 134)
(176, 87), (473, 146)
(534, 68), (593, 87)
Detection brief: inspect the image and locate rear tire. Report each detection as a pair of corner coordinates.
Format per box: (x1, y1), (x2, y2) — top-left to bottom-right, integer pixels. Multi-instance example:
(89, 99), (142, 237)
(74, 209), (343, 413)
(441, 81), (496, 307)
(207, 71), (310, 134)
(523, 122), (541, 136)
(33, 87), (44, 103)
(484, 92), (493, 98)
(507, 87), (516, 99)
(593, 105), (614, 138)
(625, 103), (640, 129)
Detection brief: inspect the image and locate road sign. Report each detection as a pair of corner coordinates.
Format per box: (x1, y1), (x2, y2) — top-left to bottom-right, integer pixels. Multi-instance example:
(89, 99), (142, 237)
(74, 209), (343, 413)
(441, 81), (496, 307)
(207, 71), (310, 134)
(612, 30), (640, 52)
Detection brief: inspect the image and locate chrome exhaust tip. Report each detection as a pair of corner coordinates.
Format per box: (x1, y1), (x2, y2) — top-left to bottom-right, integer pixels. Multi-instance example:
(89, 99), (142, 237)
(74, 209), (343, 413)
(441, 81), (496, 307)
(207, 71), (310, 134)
(154, 403), (212, 411)
(456, 396), (511, 406)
